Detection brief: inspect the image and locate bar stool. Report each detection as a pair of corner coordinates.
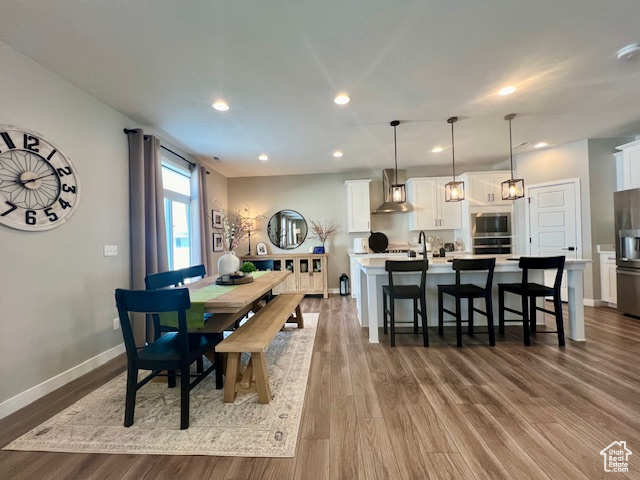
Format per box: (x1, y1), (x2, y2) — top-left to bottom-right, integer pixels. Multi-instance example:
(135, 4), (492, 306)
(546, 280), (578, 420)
(498, 256), (565, 346)
(382, 260), (429, 347)
(437, 258), (496, 347)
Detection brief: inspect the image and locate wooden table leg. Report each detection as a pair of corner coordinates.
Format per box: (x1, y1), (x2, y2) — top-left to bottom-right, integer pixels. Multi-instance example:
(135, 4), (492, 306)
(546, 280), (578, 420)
(223, 353), (240, 403)
(253, 352), (271, 404)
(295, 304), (304, 328)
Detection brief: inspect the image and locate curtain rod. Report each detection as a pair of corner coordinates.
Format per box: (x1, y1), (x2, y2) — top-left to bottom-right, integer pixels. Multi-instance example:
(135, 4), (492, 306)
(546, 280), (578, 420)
(123, 128), (209, 174)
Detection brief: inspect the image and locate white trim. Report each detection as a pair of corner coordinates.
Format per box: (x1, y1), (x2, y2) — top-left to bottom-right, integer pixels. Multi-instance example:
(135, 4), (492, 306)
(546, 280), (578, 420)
(0, 343), (125, 420)
(524, 178), (582, 257)
(328, 287), (340, 294)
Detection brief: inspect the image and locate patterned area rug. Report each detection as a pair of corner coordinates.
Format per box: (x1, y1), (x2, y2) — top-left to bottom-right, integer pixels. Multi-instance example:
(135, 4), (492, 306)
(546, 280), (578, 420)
(4, 313), (318, 457)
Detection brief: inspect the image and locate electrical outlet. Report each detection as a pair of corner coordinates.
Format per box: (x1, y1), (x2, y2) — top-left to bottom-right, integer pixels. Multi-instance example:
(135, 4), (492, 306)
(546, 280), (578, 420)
(113, 317), (120, 330)
(104, 245), (118, 256)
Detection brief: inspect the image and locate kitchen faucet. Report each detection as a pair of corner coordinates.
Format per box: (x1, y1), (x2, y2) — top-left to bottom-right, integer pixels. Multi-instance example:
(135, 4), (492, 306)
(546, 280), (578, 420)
(418, 231), (427, 257)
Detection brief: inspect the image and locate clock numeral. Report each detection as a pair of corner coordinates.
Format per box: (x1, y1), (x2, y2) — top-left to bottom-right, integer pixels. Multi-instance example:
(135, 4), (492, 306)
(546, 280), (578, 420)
(25, 210), (36, 225)
(59, 198), (72, 209)
(1, 132), (16, 150)
(1, 201), (17, 216)
(57, 166), (73, 177)
(44, 207), (58, 222)
(23, 134), (39, 152)
(62, 183), (76, 194)
(47, 149), (57, 161)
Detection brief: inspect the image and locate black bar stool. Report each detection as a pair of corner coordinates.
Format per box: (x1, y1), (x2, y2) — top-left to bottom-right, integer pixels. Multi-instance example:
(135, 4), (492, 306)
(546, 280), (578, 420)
(437, 258), (496, 347)
(498, 256), (566, 346)
(382, 259), (429, 347)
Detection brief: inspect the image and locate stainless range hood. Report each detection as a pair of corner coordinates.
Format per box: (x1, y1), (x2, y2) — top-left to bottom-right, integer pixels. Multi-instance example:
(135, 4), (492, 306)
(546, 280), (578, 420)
(372, 169), (413, 214)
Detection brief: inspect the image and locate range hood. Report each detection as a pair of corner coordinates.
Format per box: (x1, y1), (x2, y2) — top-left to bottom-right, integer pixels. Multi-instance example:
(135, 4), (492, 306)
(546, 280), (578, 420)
(372, 169), (413, 214)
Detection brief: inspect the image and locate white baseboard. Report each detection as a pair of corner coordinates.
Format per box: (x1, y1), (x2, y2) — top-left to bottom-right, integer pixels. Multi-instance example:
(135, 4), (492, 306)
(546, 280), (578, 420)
(328, 288), (340, 294)
(0, 343), (125, 420)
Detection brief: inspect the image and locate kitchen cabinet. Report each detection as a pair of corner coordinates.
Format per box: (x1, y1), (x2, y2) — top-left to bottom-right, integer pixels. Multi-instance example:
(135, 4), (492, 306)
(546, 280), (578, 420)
(407, 177), (462, 230)
(600, 252), (617, 305)
(465, 171), (513, 206)
(345, 179), (371, 232)
(616, 139), (640, 191)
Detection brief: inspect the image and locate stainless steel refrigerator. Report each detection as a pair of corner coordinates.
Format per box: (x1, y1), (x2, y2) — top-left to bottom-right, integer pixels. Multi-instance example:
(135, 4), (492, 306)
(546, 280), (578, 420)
(614, 188), (640, 316)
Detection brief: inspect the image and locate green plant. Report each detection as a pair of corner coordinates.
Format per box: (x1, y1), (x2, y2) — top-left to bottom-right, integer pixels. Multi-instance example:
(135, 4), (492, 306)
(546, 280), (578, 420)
(239, 261), (257, 273)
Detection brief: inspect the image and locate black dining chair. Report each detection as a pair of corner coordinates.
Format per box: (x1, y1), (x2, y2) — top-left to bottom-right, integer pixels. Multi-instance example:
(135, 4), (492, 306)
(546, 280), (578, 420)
(144, 269), (183, 290)
(382, 259), (429, 347)
(437, 258), (496, 347)
(179, 264), (206, 283)
(115, 288), (222, 429)
(498, 256), (566, 346)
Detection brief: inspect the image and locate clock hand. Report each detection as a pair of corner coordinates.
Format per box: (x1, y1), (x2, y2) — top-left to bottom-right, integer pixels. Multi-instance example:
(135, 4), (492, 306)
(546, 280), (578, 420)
(16, 172), (56, 185)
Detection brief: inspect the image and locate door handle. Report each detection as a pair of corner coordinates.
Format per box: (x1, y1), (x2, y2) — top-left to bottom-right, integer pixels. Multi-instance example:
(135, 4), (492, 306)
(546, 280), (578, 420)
(561, 247), (576, 251)
(487, 194), (490, 203)
(491, 193), (494, 202)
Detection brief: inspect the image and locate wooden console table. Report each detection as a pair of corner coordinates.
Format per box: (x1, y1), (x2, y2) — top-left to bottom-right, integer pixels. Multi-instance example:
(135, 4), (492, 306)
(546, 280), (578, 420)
(241, 253), (329, 298)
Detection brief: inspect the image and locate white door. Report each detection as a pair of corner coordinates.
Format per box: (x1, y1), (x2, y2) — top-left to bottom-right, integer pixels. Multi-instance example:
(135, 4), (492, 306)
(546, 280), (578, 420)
(527, 180), (580, 301)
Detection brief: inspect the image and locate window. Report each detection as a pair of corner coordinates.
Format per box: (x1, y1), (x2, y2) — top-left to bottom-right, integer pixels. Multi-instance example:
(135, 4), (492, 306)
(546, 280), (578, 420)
(162, 163), (192, 270)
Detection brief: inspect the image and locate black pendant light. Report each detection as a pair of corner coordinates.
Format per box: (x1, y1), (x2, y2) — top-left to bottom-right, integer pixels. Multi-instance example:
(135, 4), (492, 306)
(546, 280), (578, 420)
(501, 113), (525, 200)
(444, 116), (465, 202)
(389, 120), (406, 203)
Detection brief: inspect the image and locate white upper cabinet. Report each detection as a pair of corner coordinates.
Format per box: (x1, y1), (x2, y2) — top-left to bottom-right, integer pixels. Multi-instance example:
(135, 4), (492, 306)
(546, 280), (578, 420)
(466, 171), (513, 206)
(345, 179), (371, 233)
(616, 140), (640, 191)
(407, 177), (462, 231)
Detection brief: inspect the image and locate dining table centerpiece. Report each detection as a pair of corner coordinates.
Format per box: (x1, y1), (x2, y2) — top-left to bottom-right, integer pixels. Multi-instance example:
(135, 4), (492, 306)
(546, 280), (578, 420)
(212, 202), (254, 276)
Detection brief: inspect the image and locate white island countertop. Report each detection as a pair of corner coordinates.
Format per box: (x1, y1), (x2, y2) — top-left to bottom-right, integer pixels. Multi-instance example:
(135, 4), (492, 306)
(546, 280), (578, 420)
(352, 254), (589, 344)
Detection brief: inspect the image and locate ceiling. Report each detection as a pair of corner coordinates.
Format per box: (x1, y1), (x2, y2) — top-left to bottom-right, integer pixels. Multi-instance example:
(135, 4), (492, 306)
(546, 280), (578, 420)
(2, 1), (640, 178)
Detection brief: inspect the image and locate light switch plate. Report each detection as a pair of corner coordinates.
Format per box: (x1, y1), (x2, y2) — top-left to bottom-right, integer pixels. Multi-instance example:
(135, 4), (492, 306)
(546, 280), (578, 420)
(104, 245), (118, 256)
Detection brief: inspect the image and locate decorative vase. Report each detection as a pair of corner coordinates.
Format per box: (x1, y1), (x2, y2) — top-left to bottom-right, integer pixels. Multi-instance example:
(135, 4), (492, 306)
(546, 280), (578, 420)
(218, 251), (240, 276)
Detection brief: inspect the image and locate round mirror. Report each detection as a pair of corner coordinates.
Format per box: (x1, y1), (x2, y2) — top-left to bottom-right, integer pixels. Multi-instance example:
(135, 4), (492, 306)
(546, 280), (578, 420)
(267, 210), (308, 249)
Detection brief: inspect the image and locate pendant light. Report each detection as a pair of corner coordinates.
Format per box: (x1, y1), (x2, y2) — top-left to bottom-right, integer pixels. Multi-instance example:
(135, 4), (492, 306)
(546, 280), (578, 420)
(444, 116), (465, 202)
(389, 120), (406, 203)
(501, 113), (525, 200)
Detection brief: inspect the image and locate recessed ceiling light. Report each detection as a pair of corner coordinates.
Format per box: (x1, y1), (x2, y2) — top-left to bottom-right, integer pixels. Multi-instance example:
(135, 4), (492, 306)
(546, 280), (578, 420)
(432, 147), (444, 153)
(534, 142), (548, 149)
(212, 100), (229, 111)
(498, 86), (517, 96)
(334, 94), (350, 105)
(258, 154), (269, 161)
(333, 151), (343, 158)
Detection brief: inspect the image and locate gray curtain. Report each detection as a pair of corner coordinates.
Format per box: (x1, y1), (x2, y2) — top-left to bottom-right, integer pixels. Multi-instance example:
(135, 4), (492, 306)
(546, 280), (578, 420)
(198, 165), (212, 276)
(126, 129), (169, 345)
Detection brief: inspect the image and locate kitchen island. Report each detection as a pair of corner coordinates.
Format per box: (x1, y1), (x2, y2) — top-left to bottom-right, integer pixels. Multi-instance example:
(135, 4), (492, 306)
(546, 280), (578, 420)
(354, 255), (589, 344)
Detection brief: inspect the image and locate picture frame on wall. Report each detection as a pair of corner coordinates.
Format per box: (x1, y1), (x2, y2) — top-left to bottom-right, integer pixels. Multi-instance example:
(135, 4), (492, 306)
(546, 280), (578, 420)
(213, 233), (224, 252)
(212, 210), (223, 228)
(256, 242), (268, 256)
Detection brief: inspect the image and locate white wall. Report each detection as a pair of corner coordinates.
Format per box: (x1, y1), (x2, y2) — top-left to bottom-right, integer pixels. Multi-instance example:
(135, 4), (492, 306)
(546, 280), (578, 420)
(0, 43), (132, 410)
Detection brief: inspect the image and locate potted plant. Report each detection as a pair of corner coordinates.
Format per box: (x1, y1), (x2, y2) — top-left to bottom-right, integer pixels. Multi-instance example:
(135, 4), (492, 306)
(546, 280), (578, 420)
(239, 261), (257, 277)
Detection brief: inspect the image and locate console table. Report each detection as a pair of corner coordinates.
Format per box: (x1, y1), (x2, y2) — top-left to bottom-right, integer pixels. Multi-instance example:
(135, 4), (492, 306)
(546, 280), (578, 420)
(240, 253), (329, 298)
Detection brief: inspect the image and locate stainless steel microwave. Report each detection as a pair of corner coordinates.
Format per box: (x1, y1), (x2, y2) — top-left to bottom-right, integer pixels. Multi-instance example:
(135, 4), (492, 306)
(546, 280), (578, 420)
(471, 212), (512, 238)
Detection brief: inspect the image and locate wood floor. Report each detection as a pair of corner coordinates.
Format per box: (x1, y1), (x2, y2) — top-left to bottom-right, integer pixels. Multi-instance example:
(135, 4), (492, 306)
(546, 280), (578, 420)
(1, 297), (639, 479)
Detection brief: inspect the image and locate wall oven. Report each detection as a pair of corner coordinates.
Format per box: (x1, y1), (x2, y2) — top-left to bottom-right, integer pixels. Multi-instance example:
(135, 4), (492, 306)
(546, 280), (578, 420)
(471, 212), (512, 255)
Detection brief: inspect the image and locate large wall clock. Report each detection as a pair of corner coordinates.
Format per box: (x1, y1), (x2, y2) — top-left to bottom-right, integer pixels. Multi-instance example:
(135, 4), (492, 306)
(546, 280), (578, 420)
(0, 125), (80, 231)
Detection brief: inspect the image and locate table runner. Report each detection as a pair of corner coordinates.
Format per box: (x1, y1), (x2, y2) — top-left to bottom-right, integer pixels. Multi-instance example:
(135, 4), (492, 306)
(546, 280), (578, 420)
(161, 271), (270, 329)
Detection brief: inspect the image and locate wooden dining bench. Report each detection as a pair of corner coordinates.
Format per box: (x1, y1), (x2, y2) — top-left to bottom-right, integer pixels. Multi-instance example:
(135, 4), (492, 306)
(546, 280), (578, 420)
(215, 292), (305, 403)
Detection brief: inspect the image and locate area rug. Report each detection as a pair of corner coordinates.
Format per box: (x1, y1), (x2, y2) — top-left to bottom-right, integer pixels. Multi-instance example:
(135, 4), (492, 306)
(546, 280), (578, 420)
(4, 313), (318, 457)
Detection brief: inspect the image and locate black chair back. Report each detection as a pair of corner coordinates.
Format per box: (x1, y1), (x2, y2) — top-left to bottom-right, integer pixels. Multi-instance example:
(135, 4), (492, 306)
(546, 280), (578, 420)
(518, 256), (565, 290)
(180, 264), (206, 283)
(452, 258), (496, 291)
(252, 259), (275, 271)
(385, 259), (429, 290)
(145, 270), (183, 290)
(115, 288), (191, 363)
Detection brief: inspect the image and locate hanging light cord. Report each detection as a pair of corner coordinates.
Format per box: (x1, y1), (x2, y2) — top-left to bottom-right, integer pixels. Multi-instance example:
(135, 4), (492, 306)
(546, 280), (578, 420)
(450, 120), (456, 180)
(507, 114), (515, 179)
(393, 123), (398, 185)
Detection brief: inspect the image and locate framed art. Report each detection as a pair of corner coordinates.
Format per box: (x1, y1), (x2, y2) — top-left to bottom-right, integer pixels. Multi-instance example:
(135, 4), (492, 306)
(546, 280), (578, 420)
(212, 209), (223, 228)
(256, 242), (268, 256)
(213, 233), (224, 252)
